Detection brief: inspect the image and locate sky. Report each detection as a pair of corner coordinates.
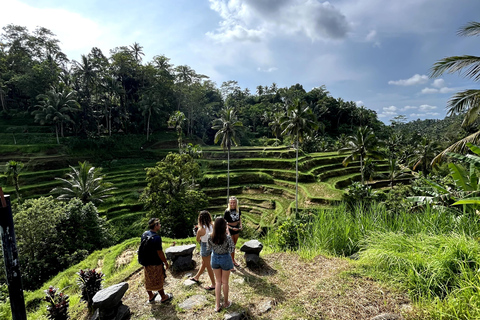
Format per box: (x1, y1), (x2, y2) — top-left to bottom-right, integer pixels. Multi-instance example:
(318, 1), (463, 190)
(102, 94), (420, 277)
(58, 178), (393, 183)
(2, 0), (480, 124)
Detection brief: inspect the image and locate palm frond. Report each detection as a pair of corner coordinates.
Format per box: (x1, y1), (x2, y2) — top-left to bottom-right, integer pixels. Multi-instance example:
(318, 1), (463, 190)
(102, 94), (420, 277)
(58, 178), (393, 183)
(430, 56), (480, 81)
(432, 130), (480, 165)
(458, 22), (480, 37)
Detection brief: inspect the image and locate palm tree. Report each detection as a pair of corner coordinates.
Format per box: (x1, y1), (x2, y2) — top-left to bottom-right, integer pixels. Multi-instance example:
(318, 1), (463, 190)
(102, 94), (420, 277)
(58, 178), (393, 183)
(51, 161), (116, 205)
(268, 112), (283, 143)
(339, 126), (383, 185)
(430, 21), (480, 164)
(280, 98), (318, 215)
(140, 93), (162, 141)
(32, 87), (80, 144)
(212, 107), (244, 202)
(386, 157), (410, 188)
(168, 111), (186, 152)
(4, 160), (24, 200)
(129, 42), (144, 63)
(410, 137), (441, 174)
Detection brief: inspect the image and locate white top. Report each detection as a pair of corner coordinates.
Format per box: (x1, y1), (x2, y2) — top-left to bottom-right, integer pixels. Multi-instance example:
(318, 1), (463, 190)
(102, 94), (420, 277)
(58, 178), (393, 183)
(200, 225), (213, 243)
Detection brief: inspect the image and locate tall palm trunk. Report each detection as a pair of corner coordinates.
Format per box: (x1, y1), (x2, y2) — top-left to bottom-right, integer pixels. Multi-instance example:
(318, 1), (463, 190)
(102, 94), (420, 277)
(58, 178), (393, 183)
(55, 124), (60, 144)
(147, 109), (151, 141)
(360, 155), (364, 185)
(227, 146), (230, 203)
(295, 134), (299, 216)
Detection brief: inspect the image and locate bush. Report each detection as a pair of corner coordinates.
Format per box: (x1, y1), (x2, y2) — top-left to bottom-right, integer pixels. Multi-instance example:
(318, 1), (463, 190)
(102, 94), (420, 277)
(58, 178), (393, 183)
(44, 286), (69, 320)
(275, 216), (309, 251)
(77, 269), (104, 308)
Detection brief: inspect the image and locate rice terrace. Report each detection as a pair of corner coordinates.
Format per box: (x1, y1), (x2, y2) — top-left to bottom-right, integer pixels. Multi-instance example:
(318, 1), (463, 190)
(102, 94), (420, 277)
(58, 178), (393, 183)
(2, 8), (480, 320)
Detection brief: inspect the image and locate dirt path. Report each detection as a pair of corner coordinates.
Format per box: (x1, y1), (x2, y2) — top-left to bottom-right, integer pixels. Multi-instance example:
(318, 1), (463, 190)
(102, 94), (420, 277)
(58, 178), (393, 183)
(119, 250), (415, 320)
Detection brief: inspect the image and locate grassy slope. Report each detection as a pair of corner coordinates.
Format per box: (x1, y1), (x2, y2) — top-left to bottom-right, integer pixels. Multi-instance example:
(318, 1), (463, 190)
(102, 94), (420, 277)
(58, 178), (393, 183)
(3, 237), (419, 320)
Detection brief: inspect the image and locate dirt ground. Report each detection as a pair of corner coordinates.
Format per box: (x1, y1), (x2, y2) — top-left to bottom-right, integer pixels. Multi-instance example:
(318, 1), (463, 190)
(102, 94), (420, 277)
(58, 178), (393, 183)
(115, 249), (417, 320)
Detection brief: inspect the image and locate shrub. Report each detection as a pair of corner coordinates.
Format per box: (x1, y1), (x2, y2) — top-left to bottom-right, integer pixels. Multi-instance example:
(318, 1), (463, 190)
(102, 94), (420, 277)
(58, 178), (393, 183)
(275, 216), (309, 251)
(77, 269), (104, 308)
(44, 286), (69, 320)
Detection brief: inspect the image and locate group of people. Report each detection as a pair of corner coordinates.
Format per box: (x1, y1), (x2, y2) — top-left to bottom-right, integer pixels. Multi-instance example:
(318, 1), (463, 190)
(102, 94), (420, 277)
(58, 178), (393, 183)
(141, 196), (242, 312)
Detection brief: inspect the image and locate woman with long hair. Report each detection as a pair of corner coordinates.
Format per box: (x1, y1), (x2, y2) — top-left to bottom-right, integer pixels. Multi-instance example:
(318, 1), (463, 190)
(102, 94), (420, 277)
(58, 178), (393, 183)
(224, 196), (242, 267)
(189, 210), (215, 290)
(207, 217), (234, 312)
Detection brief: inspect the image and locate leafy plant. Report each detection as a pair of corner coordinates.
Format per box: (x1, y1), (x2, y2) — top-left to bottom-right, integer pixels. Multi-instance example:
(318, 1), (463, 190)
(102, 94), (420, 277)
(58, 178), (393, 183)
(77, 269), (104, 308)
(44, 286), (69, 320)
(275, 216), (308, 251)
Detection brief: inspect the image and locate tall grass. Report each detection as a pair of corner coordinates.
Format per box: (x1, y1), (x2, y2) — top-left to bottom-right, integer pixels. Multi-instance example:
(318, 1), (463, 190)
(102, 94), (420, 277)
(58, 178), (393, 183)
(284, 202), (480, 319)
(298, 202), (480, 257)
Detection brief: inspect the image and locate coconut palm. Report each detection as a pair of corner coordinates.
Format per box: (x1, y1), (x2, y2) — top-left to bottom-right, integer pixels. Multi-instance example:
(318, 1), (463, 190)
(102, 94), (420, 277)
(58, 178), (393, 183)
(410, 137), (442, 174)
(4, 160), (24, 200)
(430, 21), (480, 164)
(280, 98), (318, 215)
(212, 107), (243, 202)
(168, 111), (186, 152)
(32, 87), (80, 144)
(339, 126), (383, 185)
(51, 161), (116, 205)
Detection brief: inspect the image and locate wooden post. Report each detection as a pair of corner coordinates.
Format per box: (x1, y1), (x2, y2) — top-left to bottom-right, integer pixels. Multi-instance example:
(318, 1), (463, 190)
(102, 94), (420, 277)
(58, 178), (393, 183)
(0, 189), (27, 320)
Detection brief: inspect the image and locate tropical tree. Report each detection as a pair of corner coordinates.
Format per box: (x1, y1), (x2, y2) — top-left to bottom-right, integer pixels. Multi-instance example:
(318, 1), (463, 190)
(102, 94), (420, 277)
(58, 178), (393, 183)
(280, 98), (318, 215)
(410, 137), (441, 174)
(51, 161), (116, 205)
(430, 21), (480, 163)
(168, 111), (186, 152)
(141, 153), (208, 237)
(386, 157), (410, 188)
(140, 92), (162, 141)
(268, 112), (283, 143)
(4, 160), (24, 200)
(339, 126), (383, 185)
(32, 87), (80, 144)
(212, 107), (244, 202)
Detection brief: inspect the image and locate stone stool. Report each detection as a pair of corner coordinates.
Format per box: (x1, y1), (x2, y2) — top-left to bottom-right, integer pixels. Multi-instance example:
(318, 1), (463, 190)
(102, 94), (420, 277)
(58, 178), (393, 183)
(91, 282), (130, 320)
(240, 240), (263, 267)
(165, 244), (196, 271)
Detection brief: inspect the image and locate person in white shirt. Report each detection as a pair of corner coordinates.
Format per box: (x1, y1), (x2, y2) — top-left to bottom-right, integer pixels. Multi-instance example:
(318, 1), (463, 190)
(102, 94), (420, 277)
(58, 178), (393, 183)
(189, 210), (215, 290)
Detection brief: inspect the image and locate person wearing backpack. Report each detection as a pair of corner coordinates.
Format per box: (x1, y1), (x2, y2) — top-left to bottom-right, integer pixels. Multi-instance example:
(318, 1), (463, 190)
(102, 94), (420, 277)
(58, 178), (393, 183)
(141, 218), (173, 304)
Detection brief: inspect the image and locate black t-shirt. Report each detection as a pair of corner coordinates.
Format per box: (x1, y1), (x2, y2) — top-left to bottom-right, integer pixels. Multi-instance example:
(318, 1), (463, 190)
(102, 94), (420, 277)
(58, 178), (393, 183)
(224, 208), (241, 224)
(141, 230), (163, 265)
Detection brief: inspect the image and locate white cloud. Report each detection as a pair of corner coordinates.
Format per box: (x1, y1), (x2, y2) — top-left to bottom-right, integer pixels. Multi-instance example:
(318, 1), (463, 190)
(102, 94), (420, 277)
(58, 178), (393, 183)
(257, 67), (278, 72)
(402, 105), (417, 111)
(421, 87), (438, 94)
(432, 79), (445, 88)
(356, 101), (364, 106)
(365, 29), (380, 47)
(439, 87), (455, 93)
(388, 74), (429, 86)
(383, 106), (397, 112)
(1, 0), (127, 62)
(207, 0), (350, 42)
(421, 86), (455, 94)
(419, 104), (437, 111)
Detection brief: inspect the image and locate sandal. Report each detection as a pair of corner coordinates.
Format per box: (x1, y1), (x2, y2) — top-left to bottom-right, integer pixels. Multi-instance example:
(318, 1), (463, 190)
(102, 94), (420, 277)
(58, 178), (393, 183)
(161, 293), (173, 303)
(215, 306), (222, 312)
(148, 292), (158, 303)
(204, 285), (215, 291)
(224, 300), (232, 309)
(189, 277), (200, 283)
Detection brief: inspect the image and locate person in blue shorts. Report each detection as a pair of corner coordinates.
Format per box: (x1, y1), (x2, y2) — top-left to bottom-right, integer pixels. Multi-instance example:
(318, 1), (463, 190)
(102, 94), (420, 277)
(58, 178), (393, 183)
(207, 217), (234, 312)
(189, 210), (215, 290)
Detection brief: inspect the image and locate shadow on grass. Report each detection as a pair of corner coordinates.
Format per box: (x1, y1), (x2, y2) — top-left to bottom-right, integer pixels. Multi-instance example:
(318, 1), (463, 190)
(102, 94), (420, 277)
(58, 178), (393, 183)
(235, 258), (284, 301)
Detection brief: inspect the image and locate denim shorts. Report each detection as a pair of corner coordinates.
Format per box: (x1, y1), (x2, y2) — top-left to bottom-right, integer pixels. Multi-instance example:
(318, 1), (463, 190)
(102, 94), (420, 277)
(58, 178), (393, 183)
(211, 253), (233, 271)
(200, 242), (212, 257)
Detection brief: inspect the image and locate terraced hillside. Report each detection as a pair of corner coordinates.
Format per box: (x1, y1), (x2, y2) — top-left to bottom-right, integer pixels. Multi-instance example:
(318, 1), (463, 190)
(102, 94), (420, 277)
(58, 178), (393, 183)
(0, 118), (393, 241)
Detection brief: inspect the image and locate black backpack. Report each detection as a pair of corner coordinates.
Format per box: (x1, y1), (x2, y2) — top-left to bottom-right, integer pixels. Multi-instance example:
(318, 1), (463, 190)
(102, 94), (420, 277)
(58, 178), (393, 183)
(137, 235), (154, 266)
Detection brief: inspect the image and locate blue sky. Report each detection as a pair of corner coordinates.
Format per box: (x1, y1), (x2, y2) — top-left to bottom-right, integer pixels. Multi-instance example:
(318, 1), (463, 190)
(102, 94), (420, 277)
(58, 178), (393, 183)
(2, 0), (480, 123)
